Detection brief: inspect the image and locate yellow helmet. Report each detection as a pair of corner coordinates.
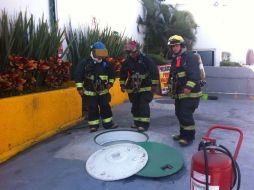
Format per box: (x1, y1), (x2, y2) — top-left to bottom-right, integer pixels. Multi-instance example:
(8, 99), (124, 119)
(168, 35), (185, 46)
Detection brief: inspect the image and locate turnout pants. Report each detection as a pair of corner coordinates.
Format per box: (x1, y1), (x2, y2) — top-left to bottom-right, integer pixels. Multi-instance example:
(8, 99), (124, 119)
(81, 95), (88, 116)
(84, 93), (113, 130)
(175, 97), (200, 141)
(128, 91), (153, 130)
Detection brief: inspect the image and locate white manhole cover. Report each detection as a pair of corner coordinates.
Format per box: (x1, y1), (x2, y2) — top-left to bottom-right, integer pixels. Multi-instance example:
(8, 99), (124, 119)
(85, 143), (148, 181)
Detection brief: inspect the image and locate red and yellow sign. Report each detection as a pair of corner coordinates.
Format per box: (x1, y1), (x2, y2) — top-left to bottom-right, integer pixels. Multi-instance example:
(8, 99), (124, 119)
(157, 64), (171, 95)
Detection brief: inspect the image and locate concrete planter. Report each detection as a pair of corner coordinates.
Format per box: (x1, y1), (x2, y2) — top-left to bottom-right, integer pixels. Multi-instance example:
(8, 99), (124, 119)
(0, 87), (82, 163)
(0, 79), (128, 163)
(205, 66), (254, 95)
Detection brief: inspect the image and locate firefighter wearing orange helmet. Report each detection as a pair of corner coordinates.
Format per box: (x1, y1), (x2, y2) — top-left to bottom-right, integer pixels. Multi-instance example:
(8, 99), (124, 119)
(120, 40), (159, 132)
(168, 35), (202, 145)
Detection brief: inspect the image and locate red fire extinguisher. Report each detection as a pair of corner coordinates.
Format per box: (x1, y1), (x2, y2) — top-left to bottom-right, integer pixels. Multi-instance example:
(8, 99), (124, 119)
(191, 125), (243, 190)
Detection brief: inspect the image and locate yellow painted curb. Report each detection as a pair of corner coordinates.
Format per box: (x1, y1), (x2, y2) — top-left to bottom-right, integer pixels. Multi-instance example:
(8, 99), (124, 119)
(0, 87), (82, 163)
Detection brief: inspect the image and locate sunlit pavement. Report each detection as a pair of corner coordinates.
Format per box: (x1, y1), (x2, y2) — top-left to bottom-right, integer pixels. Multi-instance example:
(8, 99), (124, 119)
(0, 95), (254, 190)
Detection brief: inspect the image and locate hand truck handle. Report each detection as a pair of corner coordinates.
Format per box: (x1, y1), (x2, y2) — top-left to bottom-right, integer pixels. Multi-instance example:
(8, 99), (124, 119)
(204, 125), (243, 159)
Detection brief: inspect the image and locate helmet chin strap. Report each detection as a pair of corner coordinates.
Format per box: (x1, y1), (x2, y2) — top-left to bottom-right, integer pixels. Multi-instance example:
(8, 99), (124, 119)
(90, 51), (102, 63)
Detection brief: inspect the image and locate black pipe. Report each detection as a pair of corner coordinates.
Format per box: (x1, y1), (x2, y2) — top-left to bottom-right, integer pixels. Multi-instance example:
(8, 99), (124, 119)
(218, 145), (241, 190)
(198, 141), (209, 190)
(202, 142), (209, 190)
(49, 0), (57, 27)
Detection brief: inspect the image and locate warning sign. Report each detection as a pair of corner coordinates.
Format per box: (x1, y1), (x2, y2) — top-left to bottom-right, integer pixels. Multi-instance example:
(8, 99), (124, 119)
(157, 64), (171, 95)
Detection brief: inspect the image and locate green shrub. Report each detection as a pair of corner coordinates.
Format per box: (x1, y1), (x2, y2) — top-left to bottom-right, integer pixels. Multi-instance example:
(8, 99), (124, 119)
(220, 61), (242, 67)
(0, 11), (71, 98)
(147, 53), (170, 65)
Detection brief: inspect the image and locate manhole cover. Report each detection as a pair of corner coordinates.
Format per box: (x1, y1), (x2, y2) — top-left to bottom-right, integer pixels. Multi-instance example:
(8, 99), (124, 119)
(94, 129), (149, 146)
(85, 143), (148, 181)
(136, 141), (184, 177)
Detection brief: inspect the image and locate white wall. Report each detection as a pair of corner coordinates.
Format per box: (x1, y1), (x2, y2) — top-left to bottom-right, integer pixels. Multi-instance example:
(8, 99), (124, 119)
(2, 0), (254, 66)
(57, 0), (144, 43)
(0, 0), (144, 53)
(164, 0), (254, 66)
(0, 0), (49, 21)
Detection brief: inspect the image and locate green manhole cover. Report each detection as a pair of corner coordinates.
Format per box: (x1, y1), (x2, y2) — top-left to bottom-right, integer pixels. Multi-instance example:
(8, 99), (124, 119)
(136, 141), (184, 177)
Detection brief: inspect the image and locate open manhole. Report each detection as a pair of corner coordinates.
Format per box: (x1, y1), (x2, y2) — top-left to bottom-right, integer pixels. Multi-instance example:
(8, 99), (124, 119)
(94, 129), (149, 146)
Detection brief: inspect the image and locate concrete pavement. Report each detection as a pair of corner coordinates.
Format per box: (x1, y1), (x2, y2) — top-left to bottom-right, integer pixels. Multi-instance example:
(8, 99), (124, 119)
(0, 95), (253, 190)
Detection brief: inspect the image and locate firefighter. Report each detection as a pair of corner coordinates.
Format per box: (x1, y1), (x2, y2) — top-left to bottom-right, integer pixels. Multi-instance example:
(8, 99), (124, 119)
(120, 41), (159, 132)
(74, 41), (118, 132)
(167, 35), (202, 146)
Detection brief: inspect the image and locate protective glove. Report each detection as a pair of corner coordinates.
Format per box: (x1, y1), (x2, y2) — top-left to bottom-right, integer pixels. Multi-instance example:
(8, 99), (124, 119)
(183, 88), (191, 95)
(120, 85), (126, 93)
(151, 85), (157, 93)
(106, 83), (112, 90)
(77, 88), (84, 96)
(199, 80), (206, 87)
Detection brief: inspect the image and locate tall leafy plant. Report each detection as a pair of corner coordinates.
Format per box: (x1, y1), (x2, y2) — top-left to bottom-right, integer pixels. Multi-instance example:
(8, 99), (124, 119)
(65, 23), (100, 70)
(139, 0), (198, 55)
(100, 27), (128, 58)
(29, 17), (64, 60)
(167, 10), (197, 49)
(65, 23), (129, 78)
(0, 11), (65, 67)
(0, 11), (14, 70)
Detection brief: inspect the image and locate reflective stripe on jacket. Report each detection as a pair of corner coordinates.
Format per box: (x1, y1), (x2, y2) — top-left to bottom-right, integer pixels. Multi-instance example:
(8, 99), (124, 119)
(74, 57), (115, 95)
(119, 53), (159, 93)
(169, 51), (202, 99)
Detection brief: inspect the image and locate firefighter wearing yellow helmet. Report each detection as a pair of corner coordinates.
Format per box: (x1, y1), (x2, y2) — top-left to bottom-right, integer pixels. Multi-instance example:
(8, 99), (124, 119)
(120, 40), (159, 132)
(167, 35), (202, 146)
